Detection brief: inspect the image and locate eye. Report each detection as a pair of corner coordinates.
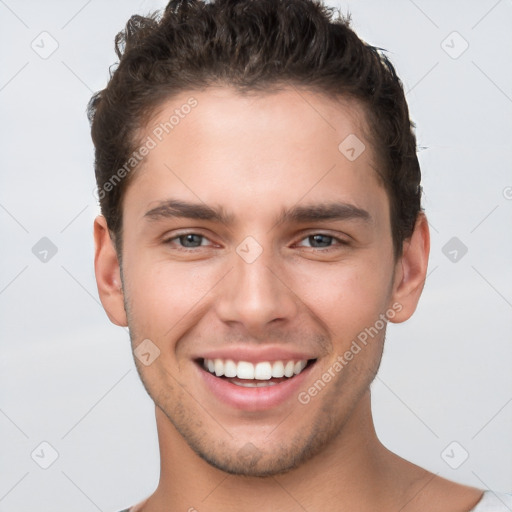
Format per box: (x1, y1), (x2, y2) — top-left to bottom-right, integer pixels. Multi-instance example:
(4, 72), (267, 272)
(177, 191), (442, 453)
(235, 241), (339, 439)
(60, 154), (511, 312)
(297, 234), (337, 248)
(166, 233), (211, 248)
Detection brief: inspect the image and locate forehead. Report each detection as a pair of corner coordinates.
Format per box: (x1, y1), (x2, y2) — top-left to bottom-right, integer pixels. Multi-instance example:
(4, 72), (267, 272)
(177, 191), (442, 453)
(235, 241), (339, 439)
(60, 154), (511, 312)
(124, 86), (387, 226)
(144, 86), (372, 163)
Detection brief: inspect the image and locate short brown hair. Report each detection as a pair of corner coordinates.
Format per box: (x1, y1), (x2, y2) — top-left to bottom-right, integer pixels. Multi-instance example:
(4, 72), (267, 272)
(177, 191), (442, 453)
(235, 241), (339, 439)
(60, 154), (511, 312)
(88, 0), (422, 256)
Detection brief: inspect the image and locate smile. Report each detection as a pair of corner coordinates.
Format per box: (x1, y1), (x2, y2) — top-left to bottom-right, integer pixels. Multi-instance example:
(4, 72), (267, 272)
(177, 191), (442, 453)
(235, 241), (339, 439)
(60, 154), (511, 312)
(197, 356), (317, 400)
(203, 358), (309, 381)
(193, 347), (319, 410)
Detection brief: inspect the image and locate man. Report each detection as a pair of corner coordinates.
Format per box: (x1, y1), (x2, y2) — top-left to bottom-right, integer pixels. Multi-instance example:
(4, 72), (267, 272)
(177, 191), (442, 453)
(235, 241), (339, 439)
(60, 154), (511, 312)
(89, 0), (511, 510)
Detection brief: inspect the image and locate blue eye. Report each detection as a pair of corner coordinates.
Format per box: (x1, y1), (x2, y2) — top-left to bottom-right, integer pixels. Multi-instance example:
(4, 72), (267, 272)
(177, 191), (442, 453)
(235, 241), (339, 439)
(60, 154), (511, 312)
(309, 234), (333, 247)
(299, 234), (337, 248)
(176, 234), (205, 247)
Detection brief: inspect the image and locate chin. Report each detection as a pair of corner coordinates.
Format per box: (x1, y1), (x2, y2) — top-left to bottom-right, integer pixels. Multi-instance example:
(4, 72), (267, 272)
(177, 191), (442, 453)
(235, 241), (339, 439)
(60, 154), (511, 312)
(193, 445), (307, 478)
(170, 411), (341, 478)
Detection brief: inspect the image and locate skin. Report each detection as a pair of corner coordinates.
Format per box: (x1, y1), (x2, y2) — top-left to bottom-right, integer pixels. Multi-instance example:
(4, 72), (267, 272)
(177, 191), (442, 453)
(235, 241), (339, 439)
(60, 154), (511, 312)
(94, 87), (483, 511)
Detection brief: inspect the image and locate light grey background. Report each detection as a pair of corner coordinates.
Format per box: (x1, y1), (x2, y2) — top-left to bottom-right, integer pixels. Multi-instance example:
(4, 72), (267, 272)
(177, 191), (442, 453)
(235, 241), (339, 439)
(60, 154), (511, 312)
(1, 1), (511, 511)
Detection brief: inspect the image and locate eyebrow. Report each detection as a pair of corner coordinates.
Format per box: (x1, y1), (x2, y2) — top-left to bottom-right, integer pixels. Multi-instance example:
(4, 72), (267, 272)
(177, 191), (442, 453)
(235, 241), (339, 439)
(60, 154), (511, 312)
(143, 199), (371, 226)
(144, 199), (234, 224)
(275, 202), (372, 226)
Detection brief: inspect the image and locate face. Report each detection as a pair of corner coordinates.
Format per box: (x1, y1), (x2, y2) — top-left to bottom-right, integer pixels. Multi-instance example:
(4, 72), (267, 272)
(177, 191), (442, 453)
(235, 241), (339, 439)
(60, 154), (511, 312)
(96, 86), (425, 477)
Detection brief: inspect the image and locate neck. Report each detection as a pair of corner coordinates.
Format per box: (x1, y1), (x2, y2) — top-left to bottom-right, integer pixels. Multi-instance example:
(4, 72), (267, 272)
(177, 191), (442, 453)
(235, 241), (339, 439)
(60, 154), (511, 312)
(143, 392), (419, 511)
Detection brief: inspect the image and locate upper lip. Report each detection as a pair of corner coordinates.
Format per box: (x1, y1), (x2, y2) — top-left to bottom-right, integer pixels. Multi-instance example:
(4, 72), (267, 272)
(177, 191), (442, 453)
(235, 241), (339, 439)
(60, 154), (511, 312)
(194, 346), (317, 364)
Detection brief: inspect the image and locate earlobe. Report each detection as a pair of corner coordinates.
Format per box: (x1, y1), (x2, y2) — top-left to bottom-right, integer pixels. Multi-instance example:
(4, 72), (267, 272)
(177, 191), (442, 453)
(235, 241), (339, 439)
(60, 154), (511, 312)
(389, 213), (430, 324)
(93, 215), (128, 327)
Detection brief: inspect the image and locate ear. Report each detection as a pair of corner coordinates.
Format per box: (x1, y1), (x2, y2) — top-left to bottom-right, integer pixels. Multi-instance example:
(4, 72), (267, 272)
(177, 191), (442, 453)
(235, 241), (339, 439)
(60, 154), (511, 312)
(93, 215), (128, 327)
(389, 212), (430, 323)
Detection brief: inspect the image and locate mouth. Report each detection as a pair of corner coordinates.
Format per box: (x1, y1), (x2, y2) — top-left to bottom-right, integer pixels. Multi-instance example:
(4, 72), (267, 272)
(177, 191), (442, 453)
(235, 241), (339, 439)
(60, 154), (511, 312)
(199, 357), (316, 387)
(194, 356), (317, 410)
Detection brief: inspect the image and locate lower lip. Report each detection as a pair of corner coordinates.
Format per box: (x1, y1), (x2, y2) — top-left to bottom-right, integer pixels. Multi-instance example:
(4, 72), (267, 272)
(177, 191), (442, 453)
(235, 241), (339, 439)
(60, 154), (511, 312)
(196, 362), (315, 411)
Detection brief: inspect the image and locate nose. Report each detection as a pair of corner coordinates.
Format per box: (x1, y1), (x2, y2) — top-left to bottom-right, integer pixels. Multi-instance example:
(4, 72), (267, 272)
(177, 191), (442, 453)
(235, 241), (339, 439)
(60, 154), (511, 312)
(215, 245), (299, 337)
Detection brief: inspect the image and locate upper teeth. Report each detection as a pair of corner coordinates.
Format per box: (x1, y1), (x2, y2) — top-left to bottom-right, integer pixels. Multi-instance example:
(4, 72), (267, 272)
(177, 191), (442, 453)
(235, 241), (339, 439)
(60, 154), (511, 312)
(203, 358), (308, 380)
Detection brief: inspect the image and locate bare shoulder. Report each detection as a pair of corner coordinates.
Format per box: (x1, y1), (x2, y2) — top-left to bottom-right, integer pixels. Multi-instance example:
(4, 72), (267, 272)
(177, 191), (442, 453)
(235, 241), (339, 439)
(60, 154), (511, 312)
(381, 450), (483, 512)
(400, 470), (484, 512)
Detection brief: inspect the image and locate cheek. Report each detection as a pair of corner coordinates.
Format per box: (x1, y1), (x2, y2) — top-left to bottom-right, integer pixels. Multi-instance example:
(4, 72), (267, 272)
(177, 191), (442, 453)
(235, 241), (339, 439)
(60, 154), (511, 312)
(291, 259), (393, 340)
(123, 258), (222, 339)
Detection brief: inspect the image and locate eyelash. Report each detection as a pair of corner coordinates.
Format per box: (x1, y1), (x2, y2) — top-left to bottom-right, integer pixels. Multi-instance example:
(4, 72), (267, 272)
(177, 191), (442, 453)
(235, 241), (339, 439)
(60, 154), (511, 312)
(164, 233), (214, 250)
(295, 233), (348, 250)
(163, 231), (348, 252)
